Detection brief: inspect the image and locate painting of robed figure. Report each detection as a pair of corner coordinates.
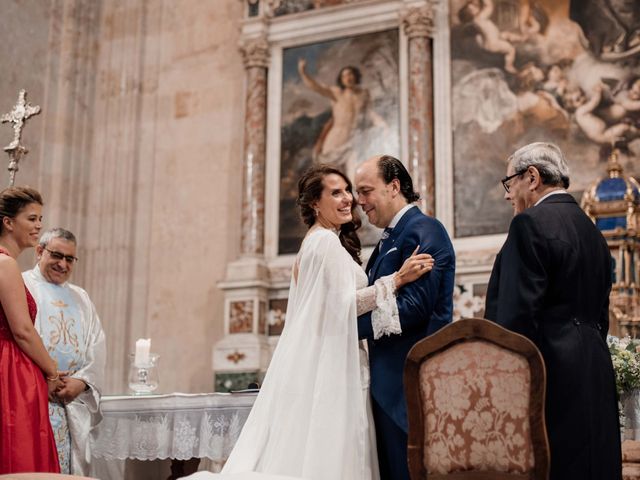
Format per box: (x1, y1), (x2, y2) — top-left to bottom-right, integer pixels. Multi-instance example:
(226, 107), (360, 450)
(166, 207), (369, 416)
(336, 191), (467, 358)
(278, 29), (400, 254)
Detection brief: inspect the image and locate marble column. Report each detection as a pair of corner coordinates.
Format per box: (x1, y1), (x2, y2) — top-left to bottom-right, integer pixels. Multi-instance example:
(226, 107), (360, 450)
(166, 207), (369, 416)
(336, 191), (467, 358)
(239, 36), (269, 256)
(402, 3), (436, 216)
(213, 35), (271, 391)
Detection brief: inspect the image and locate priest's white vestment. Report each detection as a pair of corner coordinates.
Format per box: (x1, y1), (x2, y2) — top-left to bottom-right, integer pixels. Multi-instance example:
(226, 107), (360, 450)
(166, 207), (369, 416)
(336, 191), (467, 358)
(23, 265), (106, 476)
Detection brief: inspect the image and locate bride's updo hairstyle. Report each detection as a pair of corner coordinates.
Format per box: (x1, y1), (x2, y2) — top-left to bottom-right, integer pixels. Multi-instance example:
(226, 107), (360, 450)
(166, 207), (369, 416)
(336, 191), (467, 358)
(0, 186), (43, 235)
(297, 164), (362, 265)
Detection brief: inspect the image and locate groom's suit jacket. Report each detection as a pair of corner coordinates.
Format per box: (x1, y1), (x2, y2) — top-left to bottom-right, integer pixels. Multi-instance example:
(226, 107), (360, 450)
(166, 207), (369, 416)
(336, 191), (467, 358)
(358, 205), (455, 432)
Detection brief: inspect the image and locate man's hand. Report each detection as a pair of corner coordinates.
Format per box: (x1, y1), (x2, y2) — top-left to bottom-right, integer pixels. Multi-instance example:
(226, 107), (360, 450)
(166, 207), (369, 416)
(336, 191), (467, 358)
(47, 376), (64, 401)
(55, 377), (87, 403)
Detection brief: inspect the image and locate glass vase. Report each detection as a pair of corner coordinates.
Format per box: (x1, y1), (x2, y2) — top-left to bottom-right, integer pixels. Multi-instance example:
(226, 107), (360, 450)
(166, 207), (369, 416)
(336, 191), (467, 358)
(621, 388), (640, 441)
(128, 353), (159, 395)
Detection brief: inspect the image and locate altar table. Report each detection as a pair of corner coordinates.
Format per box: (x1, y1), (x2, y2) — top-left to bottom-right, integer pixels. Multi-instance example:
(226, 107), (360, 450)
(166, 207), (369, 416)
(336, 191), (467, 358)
(91, 392), (257, 478)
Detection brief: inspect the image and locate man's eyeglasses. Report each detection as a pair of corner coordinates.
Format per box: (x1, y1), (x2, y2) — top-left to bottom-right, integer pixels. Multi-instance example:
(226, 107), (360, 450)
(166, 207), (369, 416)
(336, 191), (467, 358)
(44, 247), (78, 264)
(501, 170), (525, 193)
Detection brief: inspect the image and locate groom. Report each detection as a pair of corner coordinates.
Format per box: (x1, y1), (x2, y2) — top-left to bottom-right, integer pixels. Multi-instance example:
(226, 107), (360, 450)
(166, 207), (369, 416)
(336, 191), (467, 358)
(355, 155), (455, 480)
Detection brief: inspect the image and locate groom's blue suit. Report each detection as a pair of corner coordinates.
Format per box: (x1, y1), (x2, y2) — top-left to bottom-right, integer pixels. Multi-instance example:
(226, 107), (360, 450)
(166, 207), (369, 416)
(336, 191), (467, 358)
(358, 205), (455, 480)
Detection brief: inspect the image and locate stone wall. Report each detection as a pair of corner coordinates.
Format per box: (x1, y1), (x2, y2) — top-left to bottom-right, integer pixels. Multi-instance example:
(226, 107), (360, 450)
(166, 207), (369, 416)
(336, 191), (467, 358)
(0, 0), (51, 248)
(0, 0), (246, 394)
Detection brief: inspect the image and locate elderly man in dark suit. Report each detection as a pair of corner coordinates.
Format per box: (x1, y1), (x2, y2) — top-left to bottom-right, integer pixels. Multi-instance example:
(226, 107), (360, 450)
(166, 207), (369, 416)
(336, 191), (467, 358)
(485, 142), (621, 480)
(355, 155), (456, 480)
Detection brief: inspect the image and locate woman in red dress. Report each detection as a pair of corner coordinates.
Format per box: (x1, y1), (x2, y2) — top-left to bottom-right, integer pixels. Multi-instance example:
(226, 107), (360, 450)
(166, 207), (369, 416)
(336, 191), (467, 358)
(0, 186), (61, 473)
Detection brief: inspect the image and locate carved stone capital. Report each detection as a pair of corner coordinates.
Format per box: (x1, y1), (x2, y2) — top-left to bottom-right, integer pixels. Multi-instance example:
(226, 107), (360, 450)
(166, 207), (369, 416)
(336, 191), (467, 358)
(401, 2), (436, 39)
(239, 35), (270, 69)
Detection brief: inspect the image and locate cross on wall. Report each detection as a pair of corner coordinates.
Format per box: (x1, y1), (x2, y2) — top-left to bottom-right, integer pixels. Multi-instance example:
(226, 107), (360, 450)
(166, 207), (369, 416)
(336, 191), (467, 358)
(1, 89), (41, 186)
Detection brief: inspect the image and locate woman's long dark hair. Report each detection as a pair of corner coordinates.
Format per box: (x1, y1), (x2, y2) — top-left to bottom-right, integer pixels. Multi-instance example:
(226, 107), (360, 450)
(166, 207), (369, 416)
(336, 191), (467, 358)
(297, 164), (362, 264)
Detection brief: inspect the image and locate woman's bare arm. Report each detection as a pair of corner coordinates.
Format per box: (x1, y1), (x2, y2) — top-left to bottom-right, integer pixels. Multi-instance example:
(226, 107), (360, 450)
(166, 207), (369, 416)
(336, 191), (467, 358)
(0, 255), (58, 378)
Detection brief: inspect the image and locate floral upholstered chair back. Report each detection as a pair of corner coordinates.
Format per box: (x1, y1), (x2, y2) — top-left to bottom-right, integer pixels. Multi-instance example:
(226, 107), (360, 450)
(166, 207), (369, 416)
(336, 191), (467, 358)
(404, 318), (549, 480)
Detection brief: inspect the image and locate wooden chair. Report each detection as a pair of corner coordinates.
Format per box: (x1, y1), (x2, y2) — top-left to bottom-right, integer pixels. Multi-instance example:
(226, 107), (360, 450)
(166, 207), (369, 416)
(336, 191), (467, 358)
(404, 317), (549, 480)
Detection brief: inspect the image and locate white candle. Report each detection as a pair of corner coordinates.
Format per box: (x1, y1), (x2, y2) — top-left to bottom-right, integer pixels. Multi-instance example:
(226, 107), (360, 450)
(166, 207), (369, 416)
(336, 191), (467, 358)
(135, 338), (151, 366)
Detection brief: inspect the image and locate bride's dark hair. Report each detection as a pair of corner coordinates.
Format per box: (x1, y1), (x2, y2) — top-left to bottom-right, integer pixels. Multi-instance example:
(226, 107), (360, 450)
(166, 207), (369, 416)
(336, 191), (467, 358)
(297, 164), (362, 265)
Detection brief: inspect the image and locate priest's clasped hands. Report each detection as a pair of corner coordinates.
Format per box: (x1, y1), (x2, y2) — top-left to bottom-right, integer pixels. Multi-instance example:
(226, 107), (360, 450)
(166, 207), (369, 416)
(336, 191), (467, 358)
(46, 371), (87, 404)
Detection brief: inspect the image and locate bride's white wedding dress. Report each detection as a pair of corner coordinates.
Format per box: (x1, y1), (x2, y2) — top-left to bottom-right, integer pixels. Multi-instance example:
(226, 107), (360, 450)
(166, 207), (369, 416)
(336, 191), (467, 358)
(189, 228), (399, 480)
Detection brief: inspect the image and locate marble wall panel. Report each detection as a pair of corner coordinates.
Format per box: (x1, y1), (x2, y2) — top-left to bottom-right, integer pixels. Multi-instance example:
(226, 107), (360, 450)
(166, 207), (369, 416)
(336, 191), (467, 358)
(268, 298), (288, 336)
(229, 300), (255, 334)
(258, 300), (267, 335)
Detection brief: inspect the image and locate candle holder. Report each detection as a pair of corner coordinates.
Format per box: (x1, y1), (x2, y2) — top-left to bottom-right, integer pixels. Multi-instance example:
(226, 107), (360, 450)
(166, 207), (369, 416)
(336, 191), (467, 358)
(128, 353), (160, 395)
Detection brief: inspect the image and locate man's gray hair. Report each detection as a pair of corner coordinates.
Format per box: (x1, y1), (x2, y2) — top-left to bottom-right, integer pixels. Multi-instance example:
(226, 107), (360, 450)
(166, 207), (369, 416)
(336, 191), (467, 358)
(39, 227), (77, 247)
(508, 142), (570, 189)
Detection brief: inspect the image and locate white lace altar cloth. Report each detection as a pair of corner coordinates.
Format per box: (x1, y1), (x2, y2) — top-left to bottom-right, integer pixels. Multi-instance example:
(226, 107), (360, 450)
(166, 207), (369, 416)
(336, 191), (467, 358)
(91, 393), (256, 461)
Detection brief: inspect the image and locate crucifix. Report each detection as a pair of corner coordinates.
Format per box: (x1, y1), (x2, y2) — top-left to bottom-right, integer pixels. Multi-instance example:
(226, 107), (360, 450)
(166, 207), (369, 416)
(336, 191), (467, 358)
(1, 90), (41, 186)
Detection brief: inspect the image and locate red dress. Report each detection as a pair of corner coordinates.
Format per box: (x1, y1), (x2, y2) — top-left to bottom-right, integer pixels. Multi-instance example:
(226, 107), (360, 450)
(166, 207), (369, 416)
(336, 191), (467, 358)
(0, 250), (60, 473)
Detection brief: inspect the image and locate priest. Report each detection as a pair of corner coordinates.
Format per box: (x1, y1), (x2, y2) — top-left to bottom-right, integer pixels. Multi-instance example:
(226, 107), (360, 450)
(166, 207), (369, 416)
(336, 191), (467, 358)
(23, 227), (106, 476)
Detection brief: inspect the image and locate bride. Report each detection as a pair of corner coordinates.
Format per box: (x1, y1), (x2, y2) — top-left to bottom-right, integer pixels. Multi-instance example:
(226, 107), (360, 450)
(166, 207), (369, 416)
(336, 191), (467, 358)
(189, 165), (432, 480)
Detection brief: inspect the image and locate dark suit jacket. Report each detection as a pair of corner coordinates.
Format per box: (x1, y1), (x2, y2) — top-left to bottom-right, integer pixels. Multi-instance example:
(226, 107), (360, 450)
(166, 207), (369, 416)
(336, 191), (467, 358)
(485, 193), (621, 480)
(358, 206), (455, 432)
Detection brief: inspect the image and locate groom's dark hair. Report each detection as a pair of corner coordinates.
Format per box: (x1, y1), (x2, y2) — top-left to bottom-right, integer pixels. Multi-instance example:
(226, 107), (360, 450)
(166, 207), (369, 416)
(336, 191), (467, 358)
(377, 155), (420, 203)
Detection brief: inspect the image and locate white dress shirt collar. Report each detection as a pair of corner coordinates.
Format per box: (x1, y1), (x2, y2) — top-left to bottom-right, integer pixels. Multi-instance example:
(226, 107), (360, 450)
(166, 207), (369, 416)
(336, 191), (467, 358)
(388, 204), (416, 229)
(534, 189), (567, 207)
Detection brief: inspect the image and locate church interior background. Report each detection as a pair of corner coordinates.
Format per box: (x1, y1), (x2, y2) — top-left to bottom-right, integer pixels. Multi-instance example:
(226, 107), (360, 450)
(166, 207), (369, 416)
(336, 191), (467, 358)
(2, 0), (640, 475)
